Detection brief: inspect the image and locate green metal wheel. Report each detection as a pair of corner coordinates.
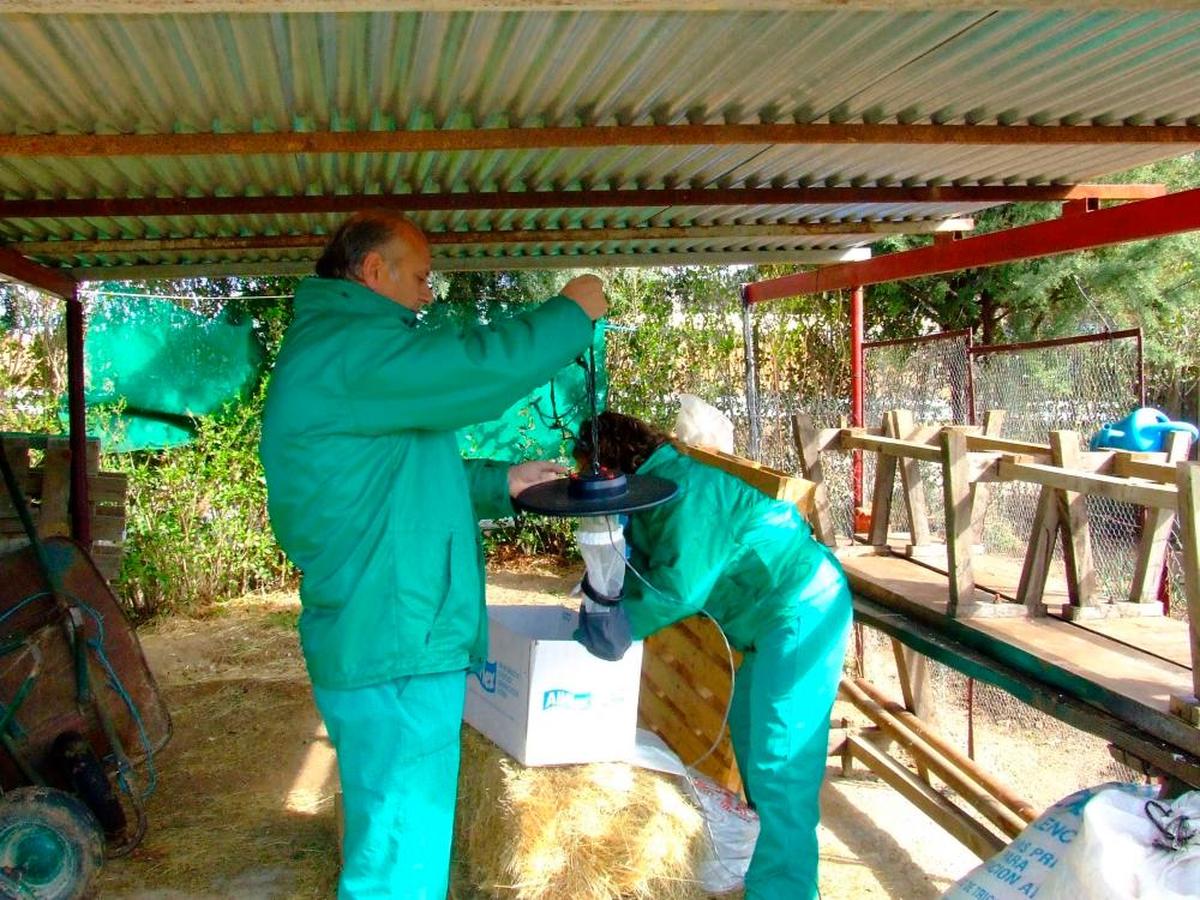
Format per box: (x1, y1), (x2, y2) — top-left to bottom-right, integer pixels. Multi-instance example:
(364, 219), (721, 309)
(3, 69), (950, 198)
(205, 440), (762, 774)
(0, 787), (104, 900)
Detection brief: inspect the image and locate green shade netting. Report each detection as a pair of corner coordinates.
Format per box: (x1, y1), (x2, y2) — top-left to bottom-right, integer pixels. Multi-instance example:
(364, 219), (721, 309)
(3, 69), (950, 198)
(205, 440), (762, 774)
(420, 302), (608, 463)
(78, 294), (605, 461)
(73, 297), (265, 452)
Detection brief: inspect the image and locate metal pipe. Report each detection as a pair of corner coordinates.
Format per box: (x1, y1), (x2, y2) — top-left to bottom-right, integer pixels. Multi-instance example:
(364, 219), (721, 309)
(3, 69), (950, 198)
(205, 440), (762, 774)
(970, 326), (1143, 356)
(841, 677), (1031, 838)
(742, 299), (761, 460)
(745, 188), (1200, 303)
(850, 286), (864, 508)
(65, 286), (91, 546)
(863, 328), (974, 350)
(852, 676), (1038, 823)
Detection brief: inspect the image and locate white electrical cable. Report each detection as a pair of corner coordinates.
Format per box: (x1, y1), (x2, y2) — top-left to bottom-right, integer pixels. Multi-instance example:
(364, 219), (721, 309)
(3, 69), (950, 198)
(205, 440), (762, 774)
(603, 517), (737, 769)
(604, 520), (749, 886)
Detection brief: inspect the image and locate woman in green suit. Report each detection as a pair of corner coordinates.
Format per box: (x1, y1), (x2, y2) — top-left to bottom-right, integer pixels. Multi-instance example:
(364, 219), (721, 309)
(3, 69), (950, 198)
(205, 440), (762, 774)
(575, 412), (851, 900)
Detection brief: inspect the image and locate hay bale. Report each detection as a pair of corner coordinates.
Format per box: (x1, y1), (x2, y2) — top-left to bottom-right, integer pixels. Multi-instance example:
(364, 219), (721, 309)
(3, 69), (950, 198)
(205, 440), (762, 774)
(454, 727), (708, 900)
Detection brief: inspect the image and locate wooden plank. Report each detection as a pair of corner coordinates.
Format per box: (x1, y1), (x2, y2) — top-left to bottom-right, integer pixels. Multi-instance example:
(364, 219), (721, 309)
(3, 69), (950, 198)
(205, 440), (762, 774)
(998, 458), (1178, 509)
(1063, 615), (1193, 669)
(889, 411), (932, 547)
(1129, 432), (1190, 606)
(815, 428), (846, 452)
(853, 594), (1200, 789)
(1114, 453), (1181, 484)
(90, 513), (126, 544)
(970, 410), (1006, 544)
(641, 654), (728, 741)
(1016, 485), (1059, 614)
(1175, 462), (1200, 702)
(792, 414), (837, 547)
(869, 442), (899, 547)
(90, 544), (124, 581)
(964, 434), (1051, 457)
(36, 444), (71, 539)
(638, 686), (739, 791)
(852, 676), (1037, 824)
(841, 430), (943, 464)
(892, 542), (1070, 607)
(88, 473), (129, 506)
(839, 552), (1200, 757)
(846, 735), (1006, 860)
(890, 638), (936, 780)
(674, 441), (815, 516)
(45, 435), (100, 475)
(941, 427), (975, 616)
(643, 620), (737, 705)
(1050, 431), (1097, 608)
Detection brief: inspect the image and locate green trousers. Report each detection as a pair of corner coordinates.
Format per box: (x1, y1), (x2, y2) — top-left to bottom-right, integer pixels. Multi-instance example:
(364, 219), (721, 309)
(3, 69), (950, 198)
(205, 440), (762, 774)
(728, 567), (852, 900)
(313, 670), (466, 899)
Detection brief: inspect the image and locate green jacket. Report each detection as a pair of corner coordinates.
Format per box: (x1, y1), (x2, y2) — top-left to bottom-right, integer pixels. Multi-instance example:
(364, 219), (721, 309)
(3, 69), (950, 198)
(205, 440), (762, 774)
(623, 444), (848, 651)
(260, 277), (593, 689)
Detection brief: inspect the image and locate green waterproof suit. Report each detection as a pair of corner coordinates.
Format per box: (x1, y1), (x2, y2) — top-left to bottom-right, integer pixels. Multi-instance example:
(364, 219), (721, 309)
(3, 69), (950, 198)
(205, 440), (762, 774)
(260, 278), (593, 898)
(261, 277), (592, 689)
(623, 444), (852, 900)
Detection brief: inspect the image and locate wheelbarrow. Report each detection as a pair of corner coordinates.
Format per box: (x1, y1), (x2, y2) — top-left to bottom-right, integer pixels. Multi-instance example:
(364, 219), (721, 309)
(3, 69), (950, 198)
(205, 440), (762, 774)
(0, 436), (170, 898)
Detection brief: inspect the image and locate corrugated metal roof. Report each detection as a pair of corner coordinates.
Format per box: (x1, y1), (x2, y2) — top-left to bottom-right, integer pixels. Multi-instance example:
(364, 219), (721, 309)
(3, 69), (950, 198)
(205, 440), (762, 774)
(1, 8), (1198, 276)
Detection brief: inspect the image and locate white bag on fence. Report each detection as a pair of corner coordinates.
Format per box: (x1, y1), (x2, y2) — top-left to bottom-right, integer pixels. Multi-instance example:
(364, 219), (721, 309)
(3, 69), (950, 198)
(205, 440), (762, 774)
(675, 394), (735, 454)
(944, 782), (1200, 900)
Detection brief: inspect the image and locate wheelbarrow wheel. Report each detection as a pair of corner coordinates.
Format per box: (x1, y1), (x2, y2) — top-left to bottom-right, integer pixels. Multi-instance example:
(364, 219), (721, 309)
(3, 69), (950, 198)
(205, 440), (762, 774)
(0, 787), (104, 900)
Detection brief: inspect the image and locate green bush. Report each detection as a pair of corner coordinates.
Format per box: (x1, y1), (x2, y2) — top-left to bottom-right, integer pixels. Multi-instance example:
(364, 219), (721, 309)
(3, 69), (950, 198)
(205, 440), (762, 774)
(109, 384), (295, 621)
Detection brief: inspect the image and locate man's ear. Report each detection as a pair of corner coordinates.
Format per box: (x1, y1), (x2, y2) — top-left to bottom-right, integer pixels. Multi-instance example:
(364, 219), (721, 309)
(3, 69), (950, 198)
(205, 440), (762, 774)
(359, 249), (386, 290)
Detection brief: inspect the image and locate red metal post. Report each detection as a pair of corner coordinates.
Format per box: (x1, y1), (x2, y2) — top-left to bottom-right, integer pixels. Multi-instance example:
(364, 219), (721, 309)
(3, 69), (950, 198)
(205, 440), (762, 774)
(744, 187), (1200, 303)
(850, 285), (865, 511)
(65, 285), (91, 546)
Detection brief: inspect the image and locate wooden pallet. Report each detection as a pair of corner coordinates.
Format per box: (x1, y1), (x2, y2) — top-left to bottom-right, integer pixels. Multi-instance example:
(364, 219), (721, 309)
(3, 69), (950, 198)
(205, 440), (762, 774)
(638, 442), (815, 792)
(0, 435), (128, 581)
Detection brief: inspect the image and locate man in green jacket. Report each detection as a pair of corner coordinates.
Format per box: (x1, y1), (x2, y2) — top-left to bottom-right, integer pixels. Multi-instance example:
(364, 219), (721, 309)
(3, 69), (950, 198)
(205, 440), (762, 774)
(575, 412), (851, 900)
(260, 210), (605, 898)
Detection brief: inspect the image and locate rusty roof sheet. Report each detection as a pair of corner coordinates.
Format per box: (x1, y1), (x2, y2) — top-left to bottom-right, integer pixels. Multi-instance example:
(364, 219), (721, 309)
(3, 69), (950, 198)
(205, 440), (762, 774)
(0, 8), (1198, 276)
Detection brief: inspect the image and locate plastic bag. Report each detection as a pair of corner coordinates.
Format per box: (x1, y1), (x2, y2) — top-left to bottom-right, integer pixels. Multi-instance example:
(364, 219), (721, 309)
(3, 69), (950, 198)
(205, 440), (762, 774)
(688, 772), (760, 894)
(944, 782), (1200, 900)
(576, 515), (626, 600)
(675, 394), (735, 453)
(625, 732), (759, 895)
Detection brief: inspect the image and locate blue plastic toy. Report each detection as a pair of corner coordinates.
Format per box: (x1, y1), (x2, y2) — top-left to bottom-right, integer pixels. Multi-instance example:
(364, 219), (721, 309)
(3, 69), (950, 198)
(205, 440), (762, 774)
(1090, 407), (1200, 452)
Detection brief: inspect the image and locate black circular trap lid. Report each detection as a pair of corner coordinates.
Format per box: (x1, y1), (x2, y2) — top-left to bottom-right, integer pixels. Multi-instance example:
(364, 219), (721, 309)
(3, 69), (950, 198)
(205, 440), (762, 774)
(514, 471), (679, 518)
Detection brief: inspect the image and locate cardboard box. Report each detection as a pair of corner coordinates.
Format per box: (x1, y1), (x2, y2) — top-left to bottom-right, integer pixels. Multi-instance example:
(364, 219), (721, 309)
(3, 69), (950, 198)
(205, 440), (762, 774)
(464, 604), (643, 766)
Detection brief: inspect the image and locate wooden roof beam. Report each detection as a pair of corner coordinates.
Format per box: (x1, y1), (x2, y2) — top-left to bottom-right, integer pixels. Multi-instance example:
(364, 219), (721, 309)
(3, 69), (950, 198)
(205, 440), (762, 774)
(17, 220), (974, 256)
(0, 186), (1164, 220)
(0, 244), (76, 297)
(2, 124), (1199, 157)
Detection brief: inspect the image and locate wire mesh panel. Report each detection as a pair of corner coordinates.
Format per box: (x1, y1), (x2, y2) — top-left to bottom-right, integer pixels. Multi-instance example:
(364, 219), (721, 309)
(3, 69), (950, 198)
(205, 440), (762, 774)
(742, 299), (855, 539)
(865, 331), (974, 430)
(971, 331), (1145, 606)
(863, 331), (973, 538)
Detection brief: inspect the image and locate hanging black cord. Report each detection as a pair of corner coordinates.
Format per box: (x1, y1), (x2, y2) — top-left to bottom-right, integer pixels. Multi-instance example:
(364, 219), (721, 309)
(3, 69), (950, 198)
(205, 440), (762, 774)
(587, 340), (602, 477)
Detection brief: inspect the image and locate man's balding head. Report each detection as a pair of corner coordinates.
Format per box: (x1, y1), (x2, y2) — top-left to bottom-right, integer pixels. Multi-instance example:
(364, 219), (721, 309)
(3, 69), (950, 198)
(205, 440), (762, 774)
(316, 210), (433, 311)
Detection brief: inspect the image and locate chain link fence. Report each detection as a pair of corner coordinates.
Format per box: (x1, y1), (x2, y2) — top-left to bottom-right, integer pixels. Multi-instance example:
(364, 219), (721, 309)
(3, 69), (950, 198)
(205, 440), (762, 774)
(741, 323), (1156, 795)
(970, 330), (1151, 612)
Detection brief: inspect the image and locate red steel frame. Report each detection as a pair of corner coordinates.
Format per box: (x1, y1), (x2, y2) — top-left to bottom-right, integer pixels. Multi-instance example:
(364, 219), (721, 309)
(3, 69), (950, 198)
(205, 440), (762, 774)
(744, 187), (1200, 304)
(742, 187), (1200, 491)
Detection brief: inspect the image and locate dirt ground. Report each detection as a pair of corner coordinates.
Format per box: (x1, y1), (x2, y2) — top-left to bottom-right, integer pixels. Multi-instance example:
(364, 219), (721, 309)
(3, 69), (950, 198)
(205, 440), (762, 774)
(95, 560), (1133, 899)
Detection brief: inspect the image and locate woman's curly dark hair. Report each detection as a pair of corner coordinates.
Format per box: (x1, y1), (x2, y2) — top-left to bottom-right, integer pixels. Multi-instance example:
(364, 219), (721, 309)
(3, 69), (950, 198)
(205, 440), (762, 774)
(575, 411), (670, 474)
